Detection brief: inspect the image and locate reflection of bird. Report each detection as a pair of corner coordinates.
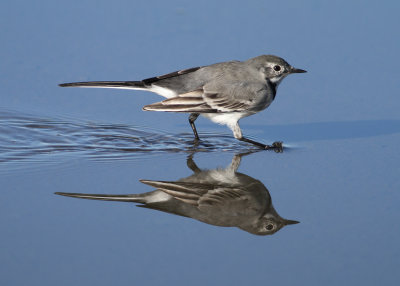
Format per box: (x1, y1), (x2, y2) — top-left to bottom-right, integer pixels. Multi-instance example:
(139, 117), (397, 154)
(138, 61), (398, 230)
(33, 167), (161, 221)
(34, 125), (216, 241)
(59, 55), (306, 149)
(55, 154), (298, 235)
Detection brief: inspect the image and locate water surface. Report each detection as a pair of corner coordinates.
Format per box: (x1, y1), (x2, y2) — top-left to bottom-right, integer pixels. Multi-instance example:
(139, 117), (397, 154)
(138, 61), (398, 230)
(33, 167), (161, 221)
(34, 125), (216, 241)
(1, 1), (400, 285)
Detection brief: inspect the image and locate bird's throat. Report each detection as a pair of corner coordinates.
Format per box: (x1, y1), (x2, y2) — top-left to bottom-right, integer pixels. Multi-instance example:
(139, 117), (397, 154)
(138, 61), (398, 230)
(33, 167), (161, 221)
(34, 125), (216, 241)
(266, 79), (277, 100)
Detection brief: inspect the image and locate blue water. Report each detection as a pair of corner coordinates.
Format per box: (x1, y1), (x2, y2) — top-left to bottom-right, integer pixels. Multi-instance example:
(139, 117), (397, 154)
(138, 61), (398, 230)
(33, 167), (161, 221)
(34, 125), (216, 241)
(1, 1), (399, 285)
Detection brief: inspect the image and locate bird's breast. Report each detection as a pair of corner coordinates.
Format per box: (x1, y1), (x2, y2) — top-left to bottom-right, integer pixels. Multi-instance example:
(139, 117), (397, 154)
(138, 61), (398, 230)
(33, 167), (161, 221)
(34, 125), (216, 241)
(202, 112), (254, 126)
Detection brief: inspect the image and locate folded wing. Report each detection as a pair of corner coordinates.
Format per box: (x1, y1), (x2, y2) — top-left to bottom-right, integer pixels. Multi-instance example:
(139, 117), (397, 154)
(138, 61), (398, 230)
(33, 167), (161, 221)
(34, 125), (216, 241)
(140, 179), (252, 210)
(142, 82), (265, 113)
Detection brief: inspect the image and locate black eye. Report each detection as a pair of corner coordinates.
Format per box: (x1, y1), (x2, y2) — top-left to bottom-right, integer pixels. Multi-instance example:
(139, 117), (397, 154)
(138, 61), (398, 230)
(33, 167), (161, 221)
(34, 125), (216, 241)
(273, 65), (281, 72)
(266, 224), (274, 231)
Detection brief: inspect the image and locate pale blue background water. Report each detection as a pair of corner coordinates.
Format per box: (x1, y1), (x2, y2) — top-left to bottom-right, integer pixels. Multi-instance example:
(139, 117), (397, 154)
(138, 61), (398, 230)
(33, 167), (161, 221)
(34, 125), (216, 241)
(1, 0), (399, 285)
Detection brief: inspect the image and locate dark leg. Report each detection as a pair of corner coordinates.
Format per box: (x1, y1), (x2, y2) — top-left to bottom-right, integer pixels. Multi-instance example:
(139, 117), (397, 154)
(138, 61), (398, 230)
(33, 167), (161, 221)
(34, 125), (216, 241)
(186, 154), (202, 173)
(238, 137), (282, 151)
(189, 113), (200, 140)
(229, 150), (262, 172)
(233, 122), (283, 152)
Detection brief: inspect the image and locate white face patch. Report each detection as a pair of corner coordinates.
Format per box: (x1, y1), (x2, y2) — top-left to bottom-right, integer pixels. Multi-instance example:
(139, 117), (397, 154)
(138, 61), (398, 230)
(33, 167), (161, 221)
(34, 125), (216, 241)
(269, 75), (284, 85)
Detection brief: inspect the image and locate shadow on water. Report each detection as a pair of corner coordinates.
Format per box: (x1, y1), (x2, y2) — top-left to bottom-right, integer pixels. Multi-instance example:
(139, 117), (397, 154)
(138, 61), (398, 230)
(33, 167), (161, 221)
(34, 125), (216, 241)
(56, 153), (299, 236)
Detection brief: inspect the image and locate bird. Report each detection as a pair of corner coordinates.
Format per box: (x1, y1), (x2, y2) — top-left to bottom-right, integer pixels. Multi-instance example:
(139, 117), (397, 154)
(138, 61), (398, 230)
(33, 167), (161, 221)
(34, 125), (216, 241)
(59, 55), (306, 149)
(55, 153), (299, 235)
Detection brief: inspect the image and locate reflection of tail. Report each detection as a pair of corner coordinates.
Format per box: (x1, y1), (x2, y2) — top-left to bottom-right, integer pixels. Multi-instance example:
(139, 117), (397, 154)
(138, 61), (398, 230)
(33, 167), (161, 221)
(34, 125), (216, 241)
(55, 192), (146, 203)
(59, 81), (146, 90)
(55, 190), (171, 204)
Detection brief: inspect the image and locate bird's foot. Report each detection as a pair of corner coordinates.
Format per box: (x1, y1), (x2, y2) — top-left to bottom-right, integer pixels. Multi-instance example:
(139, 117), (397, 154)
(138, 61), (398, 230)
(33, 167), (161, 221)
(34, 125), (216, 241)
(265, 141), (283, 152)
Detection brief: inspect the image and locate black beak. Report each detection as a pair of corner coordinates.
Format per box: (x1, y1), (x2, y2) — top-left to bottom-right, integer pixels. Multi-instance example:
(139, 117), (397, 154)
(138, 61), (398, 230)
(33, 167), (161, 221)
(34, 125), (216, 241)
(284, 219), (300, 225)
(290, 67), (307, 74)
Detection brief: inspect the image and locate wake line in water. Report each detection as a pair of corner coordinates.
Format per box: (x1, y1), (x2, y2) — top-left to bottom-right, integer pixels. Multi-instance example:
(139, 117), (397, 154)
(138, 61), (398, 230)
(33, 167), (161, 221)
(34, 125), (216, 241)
(0, 111), (257, 163)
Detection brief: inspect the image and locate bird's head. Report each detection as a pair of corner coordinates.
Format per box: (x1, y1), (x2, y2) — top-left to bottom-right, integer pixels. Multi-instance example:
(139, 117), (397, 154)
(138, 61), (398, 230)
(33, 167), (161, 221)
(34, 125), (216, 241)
(239, 204), (299, 236)
(247, 55), (307, 86)
(240, 216), (299, 236)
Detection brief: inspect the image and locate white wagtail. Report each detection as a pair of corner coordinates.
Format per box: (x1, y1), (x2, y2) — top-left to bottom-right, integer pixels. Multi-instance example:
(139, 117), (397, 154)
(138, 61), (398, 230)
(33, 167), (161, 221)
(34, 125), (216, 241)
(55, 153), (299, 235)
(59, 55), (306, 149)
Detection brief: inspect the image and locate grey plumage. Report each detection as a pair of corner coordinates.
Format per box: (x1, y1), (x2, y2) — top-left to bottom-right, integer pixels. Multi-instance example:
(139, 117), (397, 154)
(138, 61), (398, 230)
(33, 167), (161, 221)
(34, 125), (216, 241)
(55, 154), (299, 235)
(59, 55), (306, 149)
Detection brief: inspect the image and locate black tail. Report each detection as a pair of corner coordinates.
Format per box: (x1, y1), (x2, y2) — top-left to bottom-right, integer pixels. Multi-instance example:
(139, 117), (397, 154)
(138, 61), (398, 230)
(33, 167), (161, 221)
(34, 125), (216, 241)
(58, 81), (146, 89)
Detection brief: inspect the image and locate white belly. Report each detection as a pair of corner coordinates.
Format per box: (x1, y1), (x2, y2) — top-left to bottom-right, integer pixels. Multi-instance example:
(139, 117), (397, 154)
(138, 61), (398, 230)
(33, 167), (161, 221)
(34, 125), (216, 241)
(202, 112), (252, 128)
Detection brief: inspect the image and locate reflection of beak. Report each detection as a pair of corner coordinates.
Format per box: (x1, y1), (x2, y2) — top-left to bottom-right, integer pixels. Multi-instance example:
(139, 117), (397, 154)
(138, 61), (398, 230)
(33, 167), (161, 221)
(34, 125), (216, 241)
(284, 219), (300, 225)
(290, 67), (307, 74)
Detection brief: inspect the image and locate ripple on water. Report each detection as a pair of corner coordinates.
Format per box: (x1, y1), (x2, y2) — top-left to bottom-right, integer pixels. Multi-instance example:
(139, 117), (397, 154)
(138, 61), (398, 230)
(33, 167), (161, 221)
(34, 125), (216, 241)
(0, 110), (262, 165)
